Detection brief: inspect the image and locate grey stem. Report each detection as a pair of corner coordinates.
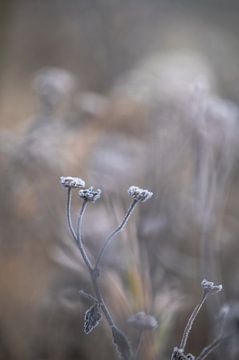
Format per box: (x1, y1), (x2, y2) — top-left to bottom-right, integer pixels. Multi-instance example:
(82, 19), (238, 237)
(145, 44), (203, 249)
(95, 199), (138, 270)
(79, 290), (98, 303)
(76, 199), (93, 272)
(196, 337), (222, 360)
(91, 275), (115, 327)
(134, 330), (143, 360)
(179, 291), (208, 350)
(66, 187), (77, 240)
(74, 198), (115, 327)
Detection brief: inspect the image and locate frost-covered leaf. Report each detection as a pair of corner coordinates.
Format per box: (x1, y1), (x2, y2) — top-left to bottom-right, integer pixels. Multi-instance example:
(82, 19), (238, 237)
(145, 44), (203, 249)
(112, 325), (132, 360)
(84, 303), (102, 334)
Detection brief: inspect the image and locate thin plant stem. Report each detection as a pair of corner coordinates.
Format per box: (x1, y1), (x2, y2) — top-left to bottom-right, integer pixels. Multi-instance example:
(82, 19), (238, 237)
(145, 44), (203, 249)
(91, 275), (115, 327)
(74, 198), (115, 327)
(196, 337), (222, 360)
(134, 330), (143, 360)
(66, 187), (77, 240)
(95, 199), (138, 270)
(79, 290), (98, 303)
(179, 291), (209, 350)
(76, 199), (93, 272)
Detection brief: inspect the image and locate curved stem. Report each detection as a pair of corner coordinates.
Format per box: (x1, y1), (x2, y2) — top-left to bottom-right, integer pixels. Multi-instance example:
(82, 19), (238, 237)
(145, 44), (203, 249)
(66, 187), (77, 240)
(196, 337), (222, 360)
(76, 199), (93, 272)
(75, 200), (114, 325)
(95, 199), (138, 270)
(179, 291), (208, 350)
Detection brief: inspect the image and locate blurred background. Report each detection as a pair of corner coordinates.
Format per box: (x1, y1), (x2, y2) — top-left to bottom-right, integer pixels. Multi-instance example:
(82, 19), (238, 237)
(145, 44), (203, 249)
(1, 0), (239, 359)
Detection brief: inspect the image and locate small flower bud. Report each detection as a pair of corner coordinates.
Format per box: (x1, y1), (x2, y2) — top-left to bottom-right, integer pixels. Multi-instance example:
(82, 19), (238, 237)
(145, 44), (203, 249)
(201, 279), (223, 294)
(127, 311), (158, 330)
(128, 186), (153, 202)
(79, 187), (101, 202)
(60, 176), (85, 189)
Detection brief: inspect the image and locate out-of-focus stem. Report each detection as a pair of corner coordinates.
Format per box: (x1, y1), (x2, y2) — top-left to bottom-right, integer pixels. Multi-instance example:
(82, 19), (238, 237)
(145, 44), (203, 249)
(134, 330), (143, 360)
(196, 337), (222, 360)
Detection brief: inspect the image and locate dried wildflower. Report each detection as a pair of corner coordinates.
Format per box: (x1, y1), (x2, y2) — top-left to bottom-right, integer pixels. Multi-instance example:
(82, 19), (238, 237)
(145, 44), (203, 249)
(84, 303), (102, 334)
(178, 279), (223, 353)
(79, 187), (101, 202)
(128, 185), (153, 202)
(171, 347), (195, 360)
(201, 279), (223, 294)
(127, 311), (158, 330)
(60, 176), (85, 189)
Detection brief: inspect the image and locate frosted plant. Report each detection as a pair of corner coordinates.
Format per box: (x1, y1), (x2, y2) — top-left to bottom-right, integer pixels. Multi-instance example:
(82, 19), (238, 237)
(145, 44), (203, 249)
(171, 279), (223, 360)
(60, 177), (225, 360)
(60, 177), (153, 359)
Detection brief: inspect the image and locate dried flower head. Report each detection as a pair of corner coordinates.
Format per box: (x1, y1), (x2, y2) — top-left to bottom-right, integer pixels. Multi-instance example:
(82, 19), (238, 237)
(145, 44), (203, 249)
(127, 311), (158, 330)
(60, 176), (85, 189)
(171, 347), (195, 360)
(128, 186), (153, 202)
(79, 187), (102, 202)
(201, 279), (223, 294)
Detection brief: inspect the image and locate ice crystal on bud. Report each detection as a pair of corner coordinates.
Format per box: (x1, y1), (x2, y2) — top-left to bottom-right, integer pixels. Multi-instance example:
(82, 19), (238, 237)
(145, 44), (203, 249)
(79, 187), (101, 202)
(201, 279), (223, 294)
(127, 311), (158, 330)
(60, 176), (85, 189)
(128, 186), (153, 202)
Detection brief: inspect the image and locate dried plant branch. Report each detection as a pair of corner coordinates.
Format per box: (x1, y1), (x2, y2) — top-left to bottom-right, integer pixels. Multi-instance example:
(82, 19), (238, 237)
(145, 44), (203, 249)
(179, 291), (209, 350)
(179, 280), (222, 351)
(94, 199), (138, 270)
(61, 178), (154, 359)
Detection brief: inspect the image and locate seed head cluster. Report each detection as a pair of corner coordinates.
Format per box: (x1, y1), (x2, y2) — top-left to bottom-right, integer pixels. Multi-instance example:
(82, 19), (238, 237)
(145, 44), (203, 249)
(128, 185), (153, 202)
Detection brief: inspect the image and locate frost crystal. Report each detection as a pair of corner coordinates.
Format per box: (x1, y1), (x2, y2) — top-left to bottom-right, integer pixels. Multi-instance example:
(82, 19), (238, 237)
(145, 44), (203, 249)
(128, 186), (153, 202)
(201, 279), (223, 294)
(79, 187), (102, 202)
(60, 176), (85, 189)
